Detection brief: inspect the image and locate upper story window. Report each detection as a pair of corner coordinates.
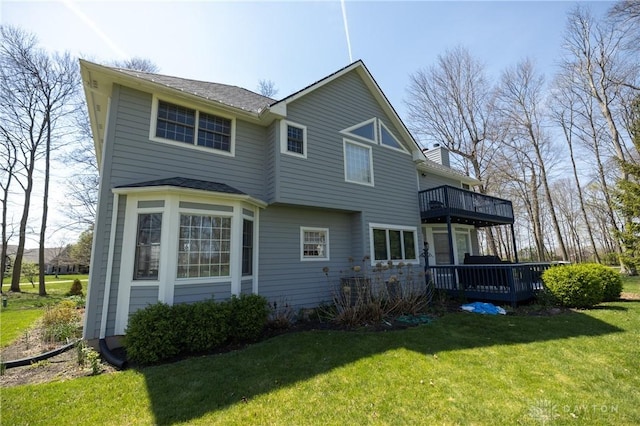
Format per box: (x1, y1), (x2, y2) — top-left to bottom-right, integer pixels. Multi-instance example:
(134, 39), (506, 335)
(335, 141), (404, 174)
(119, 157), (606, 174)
(344, 139), (373, 186)
(151, 98), (235, 156)
(156, 101), (195, 143)
(341, 118), (407, 153)
(342, 118), (377, 143)
(379, 121), (404, 151)
(280, 120), (307, 158)
(198, 112), (231, 151)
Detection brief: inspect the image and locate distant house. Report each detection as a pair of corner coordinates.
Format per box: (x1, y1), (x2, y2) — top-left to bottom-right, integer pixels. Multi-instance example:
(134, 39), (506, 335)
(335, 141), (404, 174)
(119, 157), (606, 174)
(81, 60), (536, 346)
(3, 245), (79, 277)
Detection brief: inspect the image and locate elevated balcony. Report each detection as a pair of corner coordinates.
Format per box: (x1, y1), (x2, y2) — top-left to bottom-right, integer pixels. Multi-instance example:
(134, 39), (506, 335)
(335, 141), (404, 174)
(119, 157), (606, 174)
(419, 185), (514, 227)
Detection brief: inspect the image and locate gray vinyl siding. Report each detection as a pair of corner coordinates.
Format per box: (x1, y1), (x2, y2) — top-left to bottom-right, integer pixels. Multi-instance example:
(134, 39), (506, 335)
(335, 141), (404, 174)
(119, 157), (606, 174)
(275, 72), (419, 223)
(241, 279), (253, 294)
(128, 286), (160, 315)
(107, 85), (268, 200)
(257, 205), (354, 308)
(419, 172), (463, 190)
(265, 122), (277, 203)
(173, 282), (231, 304)
(83, 86), (123, 340)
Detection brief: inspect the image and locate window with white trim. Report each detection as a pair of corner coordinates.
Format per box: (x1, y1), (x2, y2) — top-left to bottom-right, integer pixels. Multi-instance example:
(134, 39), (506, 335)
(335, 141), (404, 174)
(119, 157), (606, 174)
(300, 227), (329, 261)
(280, 120), (307, 158)
(342, 117), (377, 143)
(134, 213), (162, 280)
(242, 219), (254, 276)
(379, 121), (405, 151)
(152, 99), (234, 154)
(370, 225), (418, 262)
(177, 214), (231, 278)
(344, 140), (373, 186)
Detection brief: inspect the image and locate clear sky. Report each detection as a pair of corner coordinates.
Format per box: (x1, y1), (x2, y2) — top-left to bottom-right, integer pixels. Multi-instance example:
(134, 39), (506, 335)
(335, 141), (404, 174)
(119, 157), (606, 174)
(0, 0), (615, 246)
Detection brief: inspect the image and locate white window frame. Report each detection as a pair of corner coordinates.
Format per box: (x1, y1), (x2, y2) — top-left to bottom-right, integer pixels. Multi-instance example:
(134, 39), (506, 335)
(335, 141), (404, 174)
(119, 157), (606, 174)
(300, 227), (330, 261)
(369, 223), (419, 264)
(343, 139), (374, 186)
(280, 120), (307, 158)
(176, 212), (233, 279)
(340, 117), (378, 144)
(149, 95), (236, 157)
(114, 192), (262, 335)
(378, 120), (408, 153)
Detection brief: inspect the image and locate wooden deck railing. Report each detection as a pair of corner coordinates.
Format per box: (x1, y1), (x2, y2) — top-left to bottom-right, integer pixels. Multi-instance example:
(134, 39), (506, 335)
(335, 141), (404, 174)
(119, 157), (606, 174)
(426, 263), (553, 306)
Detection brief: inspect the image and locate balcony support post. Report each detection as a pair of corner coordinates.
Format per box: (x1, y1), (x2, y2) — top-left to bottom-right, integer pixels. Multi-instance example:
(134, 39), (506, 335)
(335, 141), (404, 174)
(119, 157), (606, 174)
(510, 223), (519, 263)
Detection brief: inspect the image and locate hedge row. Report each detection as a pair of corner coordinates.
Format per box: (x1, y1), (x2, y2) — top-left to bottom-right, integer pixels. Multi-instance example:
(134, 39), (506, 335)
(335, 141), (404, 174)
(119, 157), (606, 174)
(542, 263), (623, 308)
(124, 294), (269, 364)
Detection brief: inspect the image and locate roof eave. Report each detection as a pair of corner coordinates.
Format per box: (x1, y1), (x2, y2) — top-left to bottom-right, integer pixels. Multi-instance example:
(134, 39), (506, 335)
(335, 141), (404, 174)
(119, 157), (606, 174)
(111, 185), (268, 209)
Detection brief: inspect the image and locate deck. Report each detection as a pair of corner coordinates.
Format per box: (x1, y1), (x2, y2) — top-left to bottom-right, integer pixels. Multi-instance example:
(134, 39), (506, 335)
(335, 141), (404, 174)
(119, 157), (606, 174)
(426, 263), (552, 306)
(419, 185), (514, 227)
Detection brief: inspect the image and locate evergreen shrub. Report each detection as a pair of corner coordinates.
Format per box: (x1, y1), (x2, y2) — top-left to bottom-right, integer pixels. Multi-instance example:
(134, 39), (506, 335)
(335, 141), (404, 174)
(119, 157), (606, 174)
(124, 294), (269, 364)
(228, 294), (270, 341)
(542, 263), (605, 308)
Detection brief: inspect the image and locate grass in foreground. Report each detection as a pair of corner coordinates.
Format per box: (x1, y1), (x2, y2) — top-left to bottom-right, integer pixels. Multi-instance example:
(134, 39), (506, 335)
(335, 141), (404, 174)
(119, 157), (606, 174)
(2, 298), (639, 425)
(0, 278), (87, 347)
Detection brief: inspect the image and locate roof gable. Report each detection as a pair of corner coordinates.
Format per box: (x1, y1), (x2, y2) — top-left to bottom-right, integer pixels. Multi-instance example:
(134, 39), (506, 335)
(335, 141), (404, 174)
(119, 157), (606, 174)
(269, 61), (421, 156)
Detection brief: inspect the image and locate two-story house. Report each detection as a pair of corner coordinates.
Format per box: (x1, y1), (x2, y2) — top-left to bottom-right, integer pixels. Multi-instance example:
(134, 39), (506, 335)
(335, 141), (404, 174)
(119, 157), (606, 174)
(81, 59), (533, 350)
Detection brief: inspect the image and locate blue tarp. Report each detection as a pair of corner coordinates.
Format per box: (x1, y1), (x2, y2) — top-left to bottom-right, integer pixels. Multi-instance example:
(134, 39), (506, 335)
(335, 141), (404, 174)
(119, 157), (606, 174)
(461, 302), (506, 315)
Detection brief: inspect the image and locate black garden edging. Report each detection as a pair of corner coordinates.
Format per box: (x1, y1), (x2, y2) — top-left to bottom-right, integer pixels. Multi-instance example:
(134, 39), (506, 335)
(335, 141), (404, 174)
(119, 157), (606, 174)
(2, 339), (81, 369)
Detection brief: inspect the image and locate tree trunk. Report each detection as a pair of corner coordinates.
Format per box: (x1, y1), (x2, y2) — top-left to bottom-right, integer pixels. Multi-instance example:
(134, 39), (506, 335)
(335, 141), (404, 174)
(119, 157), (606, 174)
(10, 151), (37, 293)
(38, 111), (51, 296)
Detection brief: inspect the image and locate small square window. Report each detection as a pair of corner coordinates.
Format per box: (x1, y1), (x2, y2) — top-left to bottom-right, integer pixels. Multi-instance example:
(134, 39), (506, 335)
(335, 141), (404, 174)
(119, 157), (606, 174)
(280, 120), (307, 158)
(300, 227), (329, 261)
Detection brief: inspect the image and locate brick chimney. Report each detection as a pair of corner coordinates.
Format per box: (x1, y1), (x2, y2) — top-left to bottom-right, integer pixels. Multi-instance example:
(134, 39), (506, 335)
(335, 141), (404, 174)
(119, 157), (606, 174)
(423, 144), (450, 167)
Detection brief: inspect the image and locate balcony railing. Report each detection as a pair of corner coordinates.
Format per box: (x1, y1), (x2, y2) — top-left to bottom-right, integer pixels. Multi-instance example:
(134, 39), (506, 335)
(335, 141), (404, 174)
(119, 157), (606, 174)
(418, 185), (514, 226)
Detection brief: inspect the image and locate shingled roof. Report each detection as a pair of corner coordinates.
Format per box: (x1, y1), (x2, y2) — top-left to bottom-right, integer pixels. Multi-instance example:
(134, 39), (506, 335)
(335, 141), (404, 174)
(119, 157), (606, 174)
(115, 68), (275, 114)
(115, 177), (246, 195)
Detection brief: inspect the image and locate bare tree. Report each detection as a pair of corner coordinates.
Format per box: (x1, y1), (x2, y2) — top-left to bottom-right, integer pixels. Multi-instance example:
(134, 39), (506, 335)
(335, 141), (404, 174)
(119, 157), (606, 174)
(562, 5), (639, 273)
(257, 79), (278, 98)
(112, 57), (159, 73)
(0, 128), (18, 284)
(0, 25), (78, 293)
(405, 46), (502, 254)
(406, 46), (496, 184)
(549, 70), (602, 262)
(66, 57), (159, 229)
(494, 59), (568, 260)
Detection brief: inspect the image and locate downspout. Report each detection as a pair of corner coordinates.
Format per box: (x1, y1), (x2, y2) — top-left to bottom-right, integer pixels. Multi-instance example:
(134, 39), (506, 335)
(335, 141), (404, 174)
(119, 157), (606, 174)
(99, 193), (126, 369)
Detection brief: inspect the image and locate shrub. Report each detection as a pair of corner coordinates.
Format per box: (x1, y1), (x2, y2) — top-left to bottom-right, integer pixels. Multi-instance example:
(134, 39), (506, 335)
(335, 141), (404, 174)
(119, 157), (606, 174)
(182, 299), (230, 353)
(125, 295), (269, 364)
(591, 264), (623, 301)
(41, 300), (82, 342)
(228, 294), (270, 341)
(124, 303), (180, 364)
(67, 279), (83, 296)
(542, 264), (604, 308)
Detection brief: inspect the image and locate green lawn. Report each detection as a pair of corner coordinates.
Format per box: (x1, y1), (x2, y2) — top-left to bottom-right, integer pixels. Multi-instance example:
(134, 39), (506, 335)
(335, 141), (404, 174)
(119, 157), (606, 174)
(2, 296), (639, 425)
(622, 274), (640, 294)
(0, 277), (88, 347)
